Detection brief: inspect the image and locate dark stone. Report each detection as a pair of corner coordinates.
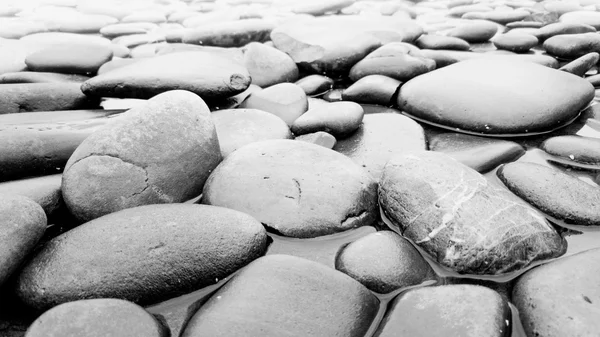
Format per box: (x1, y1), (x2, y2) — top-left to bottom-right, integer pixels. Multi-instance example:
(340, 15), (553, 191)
(342, 75), (401, 106)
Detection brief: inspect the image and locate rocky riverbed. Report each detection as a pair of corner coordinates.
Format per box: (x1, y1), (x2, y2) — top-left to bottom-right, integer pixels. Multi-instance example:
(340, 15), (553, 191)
(1, 0), (600, 336)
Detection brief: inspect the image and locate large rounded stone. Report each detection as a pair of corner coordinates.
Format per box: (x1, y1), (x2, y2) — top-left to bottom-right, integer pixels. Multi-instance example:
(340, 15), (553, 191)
(202, 139), (378, 238)
(543, 32), (600, 59)
(16, 204), (268, 311)
(241, 42), (299, 88)
(291, 101), (364, 138)
(62, 90), (221, 222)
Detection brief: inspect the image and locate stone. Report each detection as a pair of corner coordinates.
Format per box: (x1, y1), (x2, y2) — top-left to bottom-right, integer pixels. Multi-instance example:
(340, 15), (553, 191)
(492, 32), (539, 53)
(96, 58), (141, 75)
(342, 75), (401, 106)
(0, 83), (100, 114)
(497, 162), (600, 226)
(379, 151), (567, 275)
(202, 139), (378, 238)
(0, 175), (62, 217)
(121, 11), (166, 24)
(560, 11), (600, 30)
(25, 44), (113, 75)
(534, 22), (596, 41)
(506, 21), (543, 29)
(61, 90), (221, 222)
(16, 204), (267, 311)
(25, 299), (168, 337)
(335, 231), (436, 293)
(398, 59), (594, 136)
(20, 32), (112, 52)
(0, 72), (89, 84)
(462, 9), (530, 25)
(429, 133), (525, 173)
(291, 101), (364, 138)
(81, 51), (251, 101)
(543, 33), (600, 59)
(212, 108), (292, 157)
(238, 83), (308, 126)
(0, 195), (46, 287)
(0, 19), (47, 39)
(181, 255), (379, 337)
(38, 13), (118, 34)
(447, 20), (498, 43)
(588, 73), (600, 87)
(560, 52), (600, 77)
(348, 44), (435, 82)
(295, 131), (337, 149)
(416, 34), (471, 51)
(334, 113), (426, 179)
(289, 0), (356, 15)
(419, 49), (559, 68)
(241, 42), (299, 88)
(541, 135), (600, 169)
(449, 4), (493, 17)
(295, 75), (334, 97)
(375, 285), (511, 337)
(100, 22), (159, 38)
(513, 248), (600, 337)
(112, 33), (166, 49)
(322, 88), (344, 102)
(182, 19), (275, 47)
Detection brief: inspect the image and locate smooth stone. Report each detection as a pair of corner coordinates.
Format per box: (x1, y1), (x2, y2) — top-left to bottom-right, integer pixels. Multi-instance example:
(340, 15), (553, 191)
(0, 175), (62, 217)
(398, 59), (594, 136)
(462, 9), (529, 24)
(25, 44), (113, 75)
(349, 48), (435, 82)
(379, 151), (567, 275)
(202, 139), (378, 238)
(492, 32), (539, 53)
(16, 204), (267, 310)
(182, 19), (274, 47)
(506, 21), (543, 29)
(544, 33), (600, 59)
(289, 0), (356, 15)
(342, 75), (401, 106)
(449, 4), (493, 17)
(0, 40), (28, 75)
(419, 49), (559, 68)
(20, 32), (112, 51)
(76, 2), (132, 20)
(513, 248), (600, 337)
(241, 42), (299, 88)
(295, 75), (334, 97)
(0, 83), (100, 114)
(334, 113), (426, 179)
(81, 51), (251, 100)
(62, 90), (221, 223)
(498, 162), (600, 226)
(322, 88), (344, 102)
(212, 108), (292, 157)
(429, 133), (525, 173)
(447, 20), (499, 43)
(25, 299), (168, 337)
(0, 195), (46, 287)
(100, 22), (159, 38)
(295, 131), (337, 149)
(541, 135), (600, 168)
(291, 101), (364, 138)
(560, 11), (600, 30)
(534, 22), (597, 41)
(587, 73), (600, 86)
(38, 13), (118, 34)
(416, 34), (471, 50)
(335, 231), (436, 293)
(375, 285), (511, 337)
(96, 58), (141, 75)
(121, 11), (167, 24)
(0, 19), (47, 39)
(0, 72), (89, 84)
(544, 1), (585, 15)
(560, 52), (600, 76)
(112, 33), (166, 49)
(181, 255), (380, 337)
(238, 83), (308, 126)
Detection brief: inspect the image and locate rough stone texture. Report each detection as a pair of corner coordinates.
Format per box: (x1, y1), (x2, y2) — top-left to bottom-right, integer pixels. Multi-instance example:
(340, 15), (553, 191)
(181, 255), (380, 337)
(291, 101), (364, 138)
(16, 204), (268, 311)
(202, 139), (378, 238)
(379, 151), (567, 275)
(0, 83), (100, 114)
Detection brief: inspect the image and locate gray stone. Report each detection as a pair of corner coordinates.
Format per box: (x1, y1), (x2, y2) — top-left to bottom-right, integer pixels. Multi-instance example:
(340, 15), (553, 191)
(291, 101), (364, 138)
(342, 75), (401, 106)
(0, 83), (100, 114)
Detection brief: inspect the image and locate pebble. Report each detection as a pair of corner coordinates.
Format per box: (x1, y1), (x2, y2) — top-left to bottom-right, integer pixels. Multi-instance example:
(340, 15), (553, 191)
(182, 19), (275, 47)
(0, 72), (89, 84)
(181, 254), (380, 337)
(16, 204), (267, 311)
(349, 46), (436, 82)
(462, 9), (530, 24)
(559, 52), (600, 76)
(492, 32), (539, 53)
(291, 101), (364, 138)
(560, 10), (600, 30)
(416, 34), (471, 50)
(534, 22), (597, 41)
(239, 83), (308, 126)
(0, 83), (100, 114)
(295, 75), (334, 97)
(100, 22), (159, 38)
(295, 131), (337, 149)
(342, 75), (401, 106)
(449, 4), (493, 17)
(541, 135), (600, 169)
(543, 32), (600, 59)
(335, 231), (436, 293)
(0, 175), (62, 217)
(498, 162), (600, 226)
(241, 42), (299, 88)
(379, 151), (567, 275)
(25, 44), (113, 75)
(202, 139), (378, 238)
(513, 248), (600, 337)
(25, 299), (168, 337)
(446, 20), (498, 43)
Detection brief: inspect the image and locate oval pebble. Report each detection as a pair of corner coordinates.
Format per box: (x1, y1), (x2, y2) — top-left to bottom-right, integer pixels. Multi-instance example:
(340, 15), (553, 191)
(543, 32), (600, 59)
(560, 11), (600, 30)
(416, 34), (470, 51)
(295, 75), (334, 97)
(492, 32), (539, 53)
(447, 20), (498, 43)
(291, 101), (364, 138)
(239, 83), (308, 126)
(534, 22), (597, 41)
(541, 135), (600, 169)
(342, 75), (401, 106)
(295, 131), (337, 149)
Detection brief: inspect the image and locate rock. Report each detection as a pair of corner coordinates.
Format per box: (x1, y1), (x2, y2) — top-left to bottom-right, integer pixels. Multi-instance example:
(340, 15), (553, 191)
(419, 49), (559, 68)
(334, 113), (426, 179)
(335, 231), (436, 293)
(100, 22), (159, 38)
(497, 162), (600, 226)
(541, 135), (600, 169)
(289, 0), (356, 15)
(375, 285), (511, 337)
(342, 75), (401, 106)
(323, 88), (344, 102)
(182, 19), (275, 47)
(0, 195), (46, 286)
(559, 52), (600, 76)
(202, 139), (378, 238)
(38, 13), (118, 34)
(0, 175), (62, 217)
(506, 21), (543, 29)
(81, 51), (251, 101)
(241, 42), (299, 88)
(447, 20), (498, 43)
(212, 108), (292, 157)
(291, 101), (364, 138)
(0, 72), (89, 84)
(121, 11), (166, 24)
(181, 254), (379, 337)
(295, 131), (337, 149)
(462, 9), (530, 25)
(513, 248), (600, 337)
(429, 133), (525, 173)
(25, 299), (168, 337)
(238, 83), (308, 126)
(0, 83), (100, 114)
(492, 32), (539, 53)
(112, 33), (166, 49)
(588, 73), (600, 87)
(0, 40), (28, 75)
(379, 151), (567, 275)
(20, 32), (112, 52)
(560, 11), (600, 30)
(61, 90), (221, 222)
(96, 58), (141, 75)
(295, 75), (334, 97)
(449, 4), (493, 17)
(348, 44), (435, 82)
(534, 22), (596, 41)
(16, 204), (267, 311)
(25, 44), (113, 75)
(398, 59), (594, 136)
(0, 19), (47, 39)
(416, 34), (470, 51)
(543, 33), (600, 59)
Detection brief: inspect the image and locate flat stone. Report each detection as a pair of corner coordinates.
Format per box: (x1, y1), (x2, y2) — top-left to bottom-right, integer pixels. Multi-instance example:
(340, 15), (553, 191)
(379, 151), (567, 275)
(449, 4), (493, 17)
(462, 9), (529, 24)
(112, 33), (166, 49)
(25, 44), (113, 75)
(492, 32), (539, 53)
(416, 34), (471, 50)
(447, 20), (498, 43)
(543, 32), (600, 59)
(38, 13), (118, 34)
(560, 52), (600, 76)
(0, 83), (100, 114)
(202, 139), (378, 238)
(182, 19), (275, 47)
(560, 11), (600, 30)
(0, 19), (47, 39)
(100, 22), (159, 38)
(241, 42), (299, 88)
(541, 135), (600, 169)
(291, 101), (364, 138)
(398, 59), (594, 136)
(295, 75), (334, 97)
(0, 72), (89, 84)
(121, 11), (166, 24)
(349, 46), (435, 82)
(238, 83), (308, 126)
(295, 131), (337, 149)
(534, 22), (596, 41)
(0, 175), (62, 217)
(181, 255), (380, 337)
(342, 75), (401, 106)
(419, 49), (559, 68)
(289, 0), (356, 15)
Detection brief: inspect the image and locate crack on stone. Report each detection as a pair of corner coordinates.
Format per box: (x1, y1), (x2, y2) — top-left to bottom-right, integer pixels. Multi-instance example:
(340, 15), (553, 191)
(292, 178), (302, 202)
(583, 295), (593, 304)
